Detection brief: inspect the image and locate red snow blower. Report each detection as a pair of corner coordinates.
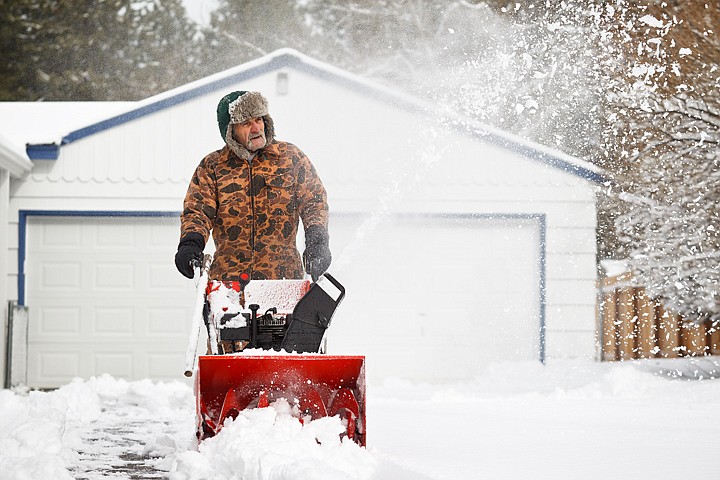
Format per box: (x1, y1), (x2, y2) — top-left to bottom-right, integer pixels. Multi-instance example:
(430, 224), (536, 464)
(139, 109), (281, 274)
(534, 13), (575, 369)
(184, 255), (366, 446)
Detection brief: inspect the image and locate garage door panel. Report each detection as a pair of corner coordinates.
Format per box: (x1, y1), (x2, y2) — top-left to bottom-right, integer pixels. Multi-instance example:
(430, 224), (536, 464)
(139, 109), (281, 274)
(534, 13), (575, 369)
(33, 351), (81, 382)
(94, 353), (134, 378)
(147, 352), (185, 378)
(40, 261), (81, 289)
(146, 307), (191, 337)
(93, 307), (134, 335)
(95, 223), (135, 248)
(94, 262), (135, 290)
(148, 222), (181, 248)
(148, 262), (186, 289)
(39, 221), (82, 248)
(35, 307), (81, 336)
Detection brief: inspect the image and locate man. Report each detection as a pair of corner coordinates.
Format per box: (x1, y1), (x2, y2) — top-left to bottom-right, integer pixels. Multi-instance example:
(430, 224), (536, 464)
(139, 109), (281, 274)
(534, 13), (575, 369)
(174, 90), (331, 283)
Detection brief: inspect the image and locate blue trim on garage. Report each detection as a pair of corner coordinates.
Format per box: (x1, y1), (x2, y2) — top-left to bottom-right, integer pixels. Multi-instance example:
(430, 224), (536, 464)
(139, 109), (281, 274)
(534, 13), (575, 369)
(17, 210), (179, 306)
(40, 52), (421, 152)
(33, 54), (303, 156)
(25, 144), (61, 160)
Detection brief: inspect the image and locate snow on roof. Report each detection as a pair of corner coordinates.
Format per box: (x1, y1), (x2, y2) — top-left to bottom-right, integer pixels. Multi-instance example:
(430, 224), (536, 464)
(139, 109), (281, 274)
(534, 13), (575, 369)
(0, 130), (33, 177)
(0, 48), (605, 182)
(0, 101), (134, 145)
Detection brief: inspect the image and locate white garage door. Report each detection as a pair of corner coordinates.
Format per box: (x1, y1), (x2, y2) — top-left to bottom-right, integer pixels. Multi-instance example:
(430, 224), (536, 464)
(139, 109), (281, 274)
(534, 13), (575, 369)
(25, 215), (196, 388)
(326, 214), (544, 382)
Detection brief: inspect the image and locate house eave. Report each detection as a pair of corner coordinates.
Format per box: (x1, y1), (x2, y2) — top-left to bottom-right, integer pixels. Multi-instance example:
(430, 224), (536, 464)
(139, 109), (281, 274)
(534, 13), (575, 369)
(0, 140), (33, 178)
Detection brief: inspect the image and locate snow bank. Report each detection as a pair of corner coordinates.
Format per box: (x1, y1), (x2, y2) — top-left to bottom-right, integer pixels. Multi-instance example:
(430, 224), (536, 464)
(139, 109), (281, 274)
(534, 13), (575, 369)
(170, 403), (376, 480)
(0, 379), (101, 480)
(0, 374), (195, 480)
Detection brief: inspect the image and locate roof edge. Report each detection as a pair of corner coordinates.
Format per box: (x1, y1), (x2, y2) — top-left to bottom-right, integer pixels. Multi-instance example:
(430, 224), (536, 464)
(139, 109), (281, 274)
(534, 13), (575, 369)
(25, 48), (430, 153)
(58, 49), (316, 147)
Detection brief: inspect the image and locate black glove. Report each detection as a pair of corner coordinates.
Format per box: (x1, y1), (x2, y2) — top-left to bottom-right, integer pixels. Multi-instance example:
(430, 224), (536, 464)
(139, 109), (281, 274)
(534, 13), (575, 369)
(303, 225), (331, 281)
(175, 232), (205, 279)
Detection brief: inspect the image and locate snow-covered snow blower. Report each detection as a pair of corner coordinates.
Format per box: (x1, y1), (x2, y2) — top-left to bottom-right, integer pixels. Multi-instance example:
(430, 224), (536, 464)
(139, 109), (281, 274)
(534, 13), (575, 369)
(184, 255), (366, 446)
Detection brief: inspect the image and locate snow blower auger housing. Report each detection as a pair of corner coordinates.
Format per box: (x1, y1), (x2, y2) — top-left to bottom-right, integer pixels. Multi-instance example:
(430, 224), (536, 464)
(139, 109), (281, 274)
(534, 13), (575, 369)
(184, 257), (366, 446)
(196, 354), (366, 446)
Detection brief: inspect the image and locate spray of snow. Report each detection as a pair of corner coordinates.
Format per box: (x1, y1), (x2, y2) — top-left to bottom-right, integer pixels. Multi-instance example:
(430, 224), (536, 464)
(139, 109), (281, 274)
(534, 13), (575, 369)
(333, 130), (448, 273)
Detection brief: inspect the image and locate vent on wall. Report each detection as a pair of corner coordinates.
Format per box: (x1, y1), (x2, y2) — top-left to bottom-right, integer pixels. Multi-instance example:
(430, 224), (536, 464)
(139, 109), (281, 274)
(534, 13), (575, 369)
(277, 72), (289, 95)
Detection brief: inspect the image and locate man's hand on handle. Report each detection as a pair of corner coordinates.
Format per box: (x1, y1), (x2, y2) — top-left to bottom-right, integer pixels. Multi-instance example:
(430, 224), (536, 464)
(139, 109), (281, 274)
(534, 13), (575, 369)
(175, 232), (205, 278)
(303, 225), (331, 281)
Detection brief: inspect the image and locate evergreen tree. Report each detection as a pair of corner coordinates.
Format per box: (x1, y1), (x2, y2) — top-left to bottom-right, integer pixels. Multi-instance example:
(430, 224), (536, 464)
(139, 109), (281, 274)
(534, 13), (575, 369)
(198, 0), (310, 75)
(0, 0), (202, 100)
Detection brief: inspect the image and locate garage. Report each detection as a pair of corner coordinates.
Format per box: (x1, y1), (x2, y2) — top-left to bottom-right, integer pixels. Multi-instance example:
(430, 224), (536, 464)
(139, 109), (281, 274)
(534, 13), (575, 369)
(23, 213), (194, 388)
(3, 49), (600, 388)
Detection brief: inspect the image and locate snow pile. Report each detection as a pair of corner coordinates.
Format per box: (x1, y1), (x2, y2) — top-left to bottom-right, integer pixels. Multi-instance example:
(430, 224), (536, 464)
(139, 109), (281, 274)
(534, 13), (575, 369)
(0, 375), (195, 480)
(89, 376), (196, 475)
(170, 403), (376, 480)
(0, 380), (101, 480)
(0, 373), (375, 480)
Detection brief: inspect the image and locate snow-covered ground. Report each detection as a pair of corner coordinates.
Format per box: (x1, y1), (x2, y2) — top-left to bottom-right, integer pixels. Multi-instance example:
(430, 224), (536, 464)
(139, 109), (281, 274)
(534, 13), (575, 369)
(1, 357), (719, 480)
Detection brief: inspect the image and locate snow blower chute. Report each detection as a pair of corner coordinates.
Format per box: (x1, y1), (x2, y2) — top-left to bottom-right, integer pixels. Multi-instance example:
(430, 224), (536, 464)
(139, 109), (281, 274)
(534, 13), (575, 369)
(184, 255), (366, 446)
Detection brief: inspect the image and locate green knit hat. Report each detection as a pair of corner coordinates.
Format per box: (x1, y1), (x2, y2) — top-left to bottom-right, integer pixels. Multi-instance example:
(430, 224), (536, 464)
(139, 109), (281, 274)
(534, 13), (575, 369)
(216, 91), (275, 144)
(216, 91), (245, 140)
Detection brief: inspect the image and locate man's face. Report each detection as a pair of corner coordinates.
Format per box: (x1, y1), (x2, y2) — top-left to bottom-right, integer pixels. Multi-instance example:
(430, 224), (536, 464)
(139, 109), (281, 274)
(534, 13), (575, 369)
(232, 117), (266, 151)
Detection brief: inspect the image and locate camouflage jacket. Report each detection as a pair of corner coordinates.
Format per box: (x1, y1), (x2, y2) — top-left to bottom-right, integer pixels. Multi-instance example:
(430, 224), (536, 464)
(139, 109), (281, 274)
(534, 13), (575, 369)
(181, 141), (329, 281)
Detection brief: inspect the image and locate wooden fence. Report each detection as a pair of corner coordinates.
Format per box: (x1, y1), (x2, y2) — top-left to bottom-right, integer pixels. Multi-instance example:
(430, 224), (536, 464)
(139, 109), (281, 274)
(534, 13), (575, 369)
(599, 272), (720, 361)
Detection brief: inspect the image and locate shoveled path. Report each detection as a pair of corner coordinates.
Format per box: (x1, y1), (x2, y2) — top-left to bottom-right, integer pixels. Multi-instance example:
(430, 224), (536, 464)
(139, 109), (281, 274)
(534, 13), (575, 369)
(69, 397), (190, 480)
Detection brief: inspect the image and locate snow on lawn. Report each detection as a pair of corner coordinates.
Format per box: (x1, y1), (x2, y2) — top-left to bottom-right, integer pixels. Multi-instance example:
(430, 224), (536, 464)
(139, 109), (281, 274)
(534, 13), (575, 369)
(1, 358), (719, 480)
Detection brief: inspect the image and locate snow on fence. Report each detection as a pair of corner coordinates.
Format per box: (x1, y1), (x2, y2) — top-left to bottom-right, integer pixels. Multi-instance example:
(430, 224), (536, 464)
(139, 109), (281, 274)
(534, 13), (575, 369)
(599, 272), (720, 361)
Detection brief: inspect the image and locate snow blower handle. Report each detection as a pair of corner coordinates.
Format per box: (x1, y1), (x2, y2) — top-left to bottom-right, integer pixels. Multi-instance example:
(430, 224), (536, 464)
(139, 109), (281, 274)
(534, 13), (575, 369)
(184, 253), (213, 377)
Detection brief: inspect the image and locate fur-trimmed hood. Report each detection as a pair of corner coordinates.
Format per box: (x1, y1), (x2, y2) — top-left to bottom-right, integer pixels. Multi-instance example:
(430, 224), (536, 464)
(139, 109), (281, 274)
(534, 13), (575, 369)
(216, 91), (276, 160)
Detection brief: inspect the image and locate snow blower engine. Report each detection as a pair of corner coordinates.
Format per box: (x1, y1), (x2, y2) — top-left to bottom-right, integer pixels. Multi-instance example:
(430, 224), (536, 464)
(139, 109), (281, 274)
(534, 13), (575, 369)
(204, 271), (344, 355)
